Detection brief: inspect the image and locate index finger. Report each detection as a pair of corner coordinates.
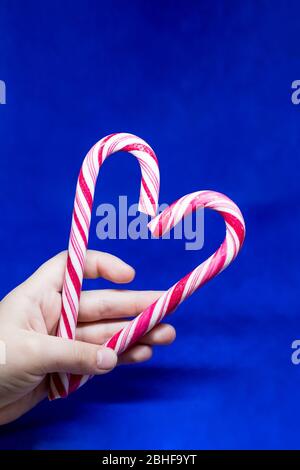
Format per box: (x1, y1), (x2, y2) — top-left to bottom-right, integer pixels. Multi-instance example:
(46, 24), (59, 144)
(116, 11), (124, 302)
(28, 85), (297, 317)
(27, 250), (135, 292)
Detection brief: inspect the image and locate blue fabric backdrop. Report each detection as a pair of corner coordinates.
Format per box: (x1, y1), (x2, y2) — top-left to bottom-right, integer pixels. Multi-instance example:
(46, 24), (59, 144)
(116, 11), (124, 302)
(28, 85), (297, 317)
(0, 0), (299, 450)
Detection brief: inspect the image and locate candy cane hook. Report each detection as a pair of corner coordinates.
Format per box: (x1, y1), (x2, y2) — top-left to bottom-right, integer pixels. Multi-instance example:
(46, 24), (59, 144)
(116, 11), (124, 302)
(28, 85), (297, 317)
(49, 133), (160, 400)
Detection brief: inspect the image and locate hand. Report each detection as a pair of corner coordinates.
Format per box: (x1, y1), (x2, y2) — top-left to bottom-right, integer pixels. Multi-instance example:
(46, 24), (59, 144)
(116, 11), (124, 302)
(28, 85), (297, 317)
(0, 250), (175, 425)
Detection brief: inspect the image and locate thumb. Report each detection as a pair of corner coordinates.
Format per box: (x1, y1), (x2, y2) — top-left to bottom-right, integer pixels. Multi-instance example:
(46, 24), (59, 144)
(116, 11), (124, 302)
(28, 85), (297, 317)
(33, 333), (118, 376)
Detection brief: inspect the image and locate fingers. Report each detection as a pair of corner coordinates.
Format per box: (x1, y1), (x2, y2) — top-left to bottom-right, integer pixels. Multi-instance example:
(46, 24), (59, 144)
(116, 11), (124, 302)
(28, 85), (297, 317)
(117, 325), (176, 365)
(118, 344), (153, 365)
(78, 290), (164, 322)
(32, 333), (117, 376)
(83, 251), (135, 283)
(76, 319), (129, 343)
(76, 321), (176, 347)
(27, 250), (135, 292)
(142, 323), (176, 346)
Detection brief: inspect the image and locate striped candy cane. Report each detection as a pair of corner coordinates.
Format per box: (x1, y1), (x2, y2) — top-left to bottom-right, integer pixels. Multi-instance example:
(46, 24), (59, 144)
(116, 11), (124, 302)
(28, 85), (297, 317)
(49, 133), (245, 399)
(49, 133), (160, 400)
(104, 190), (245, 354)
(50, 185), (245, 399)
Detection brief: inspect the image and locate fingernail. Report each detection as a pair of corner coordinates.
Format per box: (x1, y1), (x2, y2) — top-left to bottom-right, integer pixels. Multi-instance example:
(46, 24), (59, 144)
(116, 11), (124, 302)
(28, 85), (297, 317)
(96, 348), (117, 370)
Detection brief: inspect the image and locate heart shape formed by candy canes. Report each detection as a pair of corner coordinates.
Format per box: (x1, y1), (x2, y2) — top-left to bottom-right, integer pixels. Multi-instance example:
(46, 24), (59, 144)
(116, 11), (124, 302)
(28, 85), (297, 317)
(49, 133), (245, 400)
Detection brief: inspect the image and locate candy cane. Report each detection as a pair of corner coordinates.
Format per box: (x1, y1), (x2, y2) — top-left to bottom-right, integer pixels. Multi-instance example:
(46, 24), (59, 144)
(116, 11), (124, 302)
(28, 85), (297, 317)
(49, 133), (160, 400)
(51, 187), (245, 399)
(105, 190), (246, 352)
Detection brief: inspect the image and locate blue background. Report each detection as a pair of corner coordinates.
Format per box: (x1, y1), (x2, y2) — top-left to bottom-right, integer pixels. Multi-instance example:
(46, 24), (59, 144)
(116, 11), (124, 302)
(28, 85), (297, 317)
(0, 0), (299, 450)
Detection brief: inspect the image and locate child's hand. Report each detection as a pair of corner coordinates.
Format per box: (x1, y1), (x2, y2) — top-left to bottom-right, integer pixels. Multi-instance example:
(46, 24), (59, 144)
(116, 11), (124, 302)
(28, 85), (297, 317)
(0, 250), (175, 425)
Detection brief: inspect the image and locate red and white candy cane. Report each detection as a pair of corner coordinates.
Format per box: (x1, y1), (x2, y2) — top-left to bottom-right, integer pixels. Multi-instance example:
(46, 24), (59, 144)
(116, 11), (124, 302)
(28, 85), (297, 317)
(80, 190), (245, 392)
(49, 134), (246, 400)
(49, 133), (160, 400)
(104, 190), (245, 353)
